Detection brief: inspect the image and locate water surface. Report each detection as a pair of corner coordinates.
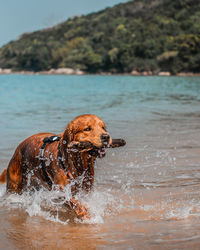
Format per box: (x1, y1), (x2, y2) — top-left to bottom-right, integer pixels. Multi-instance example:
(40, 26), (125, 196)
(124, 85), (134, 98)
(1, 75), (200, 249)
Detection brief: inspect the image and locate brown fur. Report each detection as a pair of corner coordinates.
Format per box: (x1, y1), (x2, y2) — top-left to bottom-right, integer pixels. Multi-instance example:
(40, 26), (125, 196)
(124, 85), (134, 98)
(0, 114), (125, 219)
(0, 169), (7, 183)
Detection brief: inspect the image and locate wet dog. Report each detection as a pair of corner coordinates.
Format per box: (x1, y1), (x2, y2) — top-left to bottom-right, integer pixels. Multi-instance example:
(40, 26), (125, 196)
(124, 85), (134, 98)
(0, 114), (125, 219)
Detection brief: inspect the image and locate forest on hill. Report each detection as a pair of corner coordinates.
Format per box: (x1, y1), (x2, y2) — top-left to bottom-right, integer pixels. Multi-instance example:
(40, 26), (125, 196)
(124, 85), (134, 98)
(0, 0), (200, 74)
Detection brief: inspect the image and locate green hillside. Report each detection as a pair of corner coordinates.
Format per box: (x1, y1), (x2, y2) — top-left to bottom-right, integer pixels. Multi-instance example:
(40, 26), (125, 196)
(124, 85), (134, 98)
(0, 0), (200, 74)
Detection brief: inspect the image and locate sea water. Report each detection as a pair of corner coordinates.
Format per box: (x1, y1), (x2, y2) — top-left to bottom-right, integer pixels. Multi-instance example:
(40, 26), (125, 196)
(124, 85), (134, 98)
(0, 75), (200, 249)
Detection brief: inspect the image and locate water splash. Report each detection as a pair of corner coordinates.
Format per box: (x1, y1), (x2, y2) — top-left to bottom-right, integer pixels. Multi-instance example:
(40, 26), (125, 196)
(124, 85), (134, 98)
(0, 182), (117, 225)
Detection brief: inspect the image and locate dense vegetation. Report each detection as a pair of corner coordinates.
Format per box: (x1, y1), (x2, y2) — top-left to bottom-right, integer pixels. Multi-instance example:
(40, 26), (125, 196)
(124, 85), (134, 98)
(0, 0), (200, 74)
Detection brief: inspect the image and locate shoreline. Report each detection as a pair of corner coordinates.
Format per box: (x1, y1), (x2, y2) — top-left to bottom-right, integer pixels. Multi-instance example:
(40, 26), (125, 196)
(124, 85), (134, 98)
(0, 68), (200, 76)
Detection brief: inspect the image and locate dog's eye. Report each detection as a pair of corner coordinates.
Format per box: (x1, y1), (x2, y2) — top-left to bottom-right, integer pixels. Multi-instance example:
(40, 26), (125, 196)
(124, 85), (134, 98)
(84, 126), (92, 132)
(102, 126), (107, 131)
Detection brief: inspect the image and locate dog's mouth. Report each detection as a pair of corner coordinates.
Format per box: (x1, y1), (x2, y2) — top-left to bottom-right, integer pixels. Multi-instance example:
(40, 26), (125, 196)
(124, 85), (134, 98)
(87, 140), (110, 158)
(88, 147), (107, 158)
(67, 139), (125, 156)
(67, 141), (108, 157)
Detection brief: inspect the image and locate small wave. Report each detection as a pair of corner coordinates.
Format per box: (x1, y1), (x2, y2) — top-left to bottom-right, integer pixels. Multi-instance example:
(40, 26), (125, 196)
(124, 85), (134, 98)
(101, 98), (123, 109)
(1, 183), (200, 225)
(0, 184), (117, 225)
(137, 200), (200, 221)
(167, 94), (200, 103)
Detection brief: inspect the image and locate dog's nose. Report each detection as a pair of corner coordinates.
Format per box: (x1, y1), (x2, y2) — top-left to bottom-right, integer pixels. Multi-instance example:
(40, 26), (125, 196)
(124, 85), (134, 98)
(101, 134), (110, 144)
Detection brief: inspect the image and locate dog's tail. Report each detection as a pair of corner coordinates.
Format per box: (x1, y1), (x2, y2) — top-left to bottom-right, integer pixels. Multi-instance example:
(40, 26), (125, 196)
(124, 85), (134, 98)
(0, 169), (7, 183)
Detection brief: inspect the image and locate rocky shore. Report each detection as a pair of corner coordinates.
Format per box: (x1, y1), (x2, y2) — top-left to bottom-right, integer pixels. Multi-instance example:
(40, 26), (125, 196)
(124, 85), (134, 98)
(130, 70), (200, 76)
(0, 68), (200, 76)
(0, 68), (85, 75)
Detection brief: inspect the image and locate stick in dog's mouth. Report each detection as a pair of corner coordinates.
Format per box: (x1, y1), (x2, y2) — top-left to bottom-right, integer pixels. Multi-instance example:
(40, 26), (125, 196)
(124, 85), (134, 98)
(109, 139), (126, 148)
(67, 139), (126, 157)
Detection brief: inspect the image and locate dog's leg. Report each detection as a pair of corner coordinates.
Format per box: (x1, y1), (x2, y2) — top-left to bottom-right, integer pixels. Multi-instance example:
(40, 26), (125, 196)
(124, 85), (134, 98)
(55, 171), (90, 220)
(0, 169), (7, 183)
(6, 152), (23, 193)
(68, 197), (90, 219)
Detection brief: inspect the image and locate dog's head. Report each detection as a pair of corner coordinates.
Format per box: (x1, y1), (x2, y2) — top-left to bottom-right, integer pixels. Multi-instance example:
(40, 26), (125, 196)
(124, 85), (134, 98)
(62, 114), (112, 157)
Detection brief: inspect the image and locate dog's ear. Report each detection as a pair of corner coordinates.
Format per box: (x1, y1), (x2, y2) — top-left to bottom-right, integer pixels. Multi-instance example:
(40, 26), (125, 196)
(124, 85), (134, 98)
(61, 122), (74, 146)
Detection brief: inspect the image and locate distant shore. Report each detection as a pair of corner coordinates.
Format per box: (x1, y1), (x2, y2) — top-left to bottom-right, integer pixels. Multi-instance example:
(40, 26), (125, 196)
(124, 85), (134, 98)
(0, 68), (200, 76)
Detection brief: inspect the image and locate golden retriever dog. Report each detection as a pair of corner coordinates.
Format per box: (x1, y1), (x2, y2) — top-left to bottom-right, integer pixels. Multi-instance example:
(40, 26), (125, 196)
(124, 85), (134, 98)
(0, 114), (125, 219)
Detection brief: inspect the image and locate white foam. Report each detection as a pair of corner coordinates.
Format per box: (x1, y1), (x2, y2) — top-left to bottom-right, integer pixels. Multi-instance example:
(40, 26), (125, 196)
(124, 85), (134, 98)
(0, 183), (118, 224)
(166, 205), (197, 220)
(0, 184), (6, 198)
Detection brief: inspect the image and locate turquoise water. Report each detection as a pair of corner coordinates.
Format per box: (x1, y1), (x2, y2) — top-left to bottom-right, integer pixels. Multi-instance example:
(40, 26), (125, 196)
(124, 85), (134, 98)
(1, 75), (200, 249)
(1, 75), (200, 157)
